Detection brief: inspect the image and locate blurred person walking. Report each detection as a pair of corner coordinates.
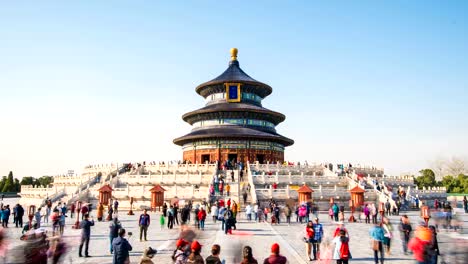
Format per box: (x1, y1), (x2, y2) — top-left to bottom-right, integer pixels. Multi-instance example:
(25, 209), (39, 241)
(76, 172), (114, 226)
(399, 215), (412, 255)
(369, 223), (385, 264)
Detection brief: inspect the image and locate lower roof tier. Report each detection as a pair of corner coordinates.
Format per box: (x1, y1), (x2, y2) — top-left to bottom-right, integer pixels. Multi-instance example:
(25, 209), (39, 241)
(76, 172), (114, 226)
(173, 126), (294, 147)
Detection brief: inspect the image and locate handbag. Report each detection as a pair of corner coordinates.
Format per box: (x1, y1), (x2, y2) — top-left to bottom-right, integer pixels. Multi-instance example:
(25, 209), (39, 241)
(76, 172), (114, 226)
(372, 240), (380, 251)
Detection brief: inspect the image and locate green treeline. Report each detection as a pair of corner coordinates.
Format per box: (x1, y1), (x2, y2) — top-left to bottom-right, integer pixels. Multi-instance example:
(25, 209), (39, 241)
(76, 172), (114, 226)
(1, 171), (54, 193)
(414, 169), (468, 193)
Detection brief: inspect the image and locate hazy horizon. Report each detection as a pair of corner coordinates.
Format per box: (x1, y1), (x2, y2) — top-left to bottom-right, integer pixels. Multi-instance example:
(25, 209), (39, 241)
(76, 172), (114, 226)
(1, 2), (467, 178)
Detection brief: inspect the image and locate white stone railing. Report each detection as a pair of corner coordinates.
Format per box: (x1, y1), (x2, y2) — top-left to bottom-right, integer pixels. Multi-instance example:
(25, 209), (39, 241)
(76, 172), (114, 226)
(20, 185), (56, 198)
(115, 173), (213, 186)
(82, 164), (119, 175)
(380, 175), (414, 185)
(351, 166), (384, 176)
(255, 187), (351, 200)
(251, 172), (348, 186)
(111, 185), (209, 200)
(250, 162), (324, 173)
(145, 163), (217, 174)
(408, 187), (447, 198)
(53, 172), (102, 185)
(246, 162), (258, 204)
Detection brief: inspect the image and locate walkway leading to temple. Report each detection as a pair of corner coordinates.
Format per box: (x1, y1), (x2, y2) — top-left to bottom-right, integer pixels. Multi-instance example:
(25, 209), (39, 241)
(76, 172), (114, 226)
(6, 207), (467, 263)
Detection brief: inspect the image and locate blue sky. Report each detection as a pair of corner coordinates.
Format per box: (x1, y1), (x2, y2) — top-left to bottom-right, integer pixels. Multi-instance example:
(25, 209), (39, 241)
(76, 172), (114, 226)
(1, 1), (467, 177)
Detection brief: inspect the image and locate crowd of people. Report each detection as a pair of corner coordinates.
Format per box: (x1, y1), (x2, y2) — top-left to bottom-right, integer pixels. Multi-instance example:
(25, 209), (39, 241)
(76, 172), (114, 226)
(3, 177), (464, 264)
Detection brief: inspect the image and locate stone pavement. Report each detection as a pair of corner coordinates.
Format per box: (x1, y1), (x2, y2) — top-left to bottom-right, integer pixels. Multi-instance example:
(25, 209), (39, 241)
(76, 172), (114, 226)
(2, 206), (467, 264)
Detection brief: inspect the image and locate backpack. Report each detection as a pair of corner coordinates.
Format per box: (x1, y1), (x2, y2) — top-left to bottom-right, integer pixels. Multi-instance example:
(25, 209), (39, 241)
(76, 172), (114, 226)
(333, 204), (339, 214)
(340, 239), (350, 260)
(110, 222), (120, 237)
(218, 208), (225, 220)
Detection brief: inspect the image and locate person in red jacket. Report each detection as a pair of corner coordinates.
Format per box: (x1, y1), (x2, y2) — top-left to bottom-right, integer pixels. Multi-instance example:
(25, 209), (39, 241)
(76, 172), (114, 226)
(408, 226), (432, 264)
(305, 221), (315, 261)
(198, 207), (207, 231)
(263, 243), (287, 264)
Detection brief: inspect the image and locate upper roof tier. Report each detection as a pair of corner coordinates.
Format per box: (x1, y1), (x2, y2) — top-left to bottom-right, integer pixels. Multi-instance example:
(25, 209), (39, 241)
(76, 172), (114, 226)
(195, 49), (273, 98)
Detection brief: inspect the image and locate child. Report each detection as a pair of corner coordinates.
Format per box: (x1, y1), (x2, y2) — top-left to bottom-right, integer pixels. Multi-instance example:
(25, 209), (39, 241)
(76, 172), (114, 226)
(160, 214), (165, 230)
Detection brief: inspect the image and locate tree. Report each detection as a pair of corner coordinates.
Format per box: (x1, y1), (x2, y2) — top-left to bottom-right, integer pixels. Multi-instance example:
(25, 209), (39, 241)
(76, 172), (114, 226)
(2, 171), (14, 192)
(37, 176), (54, 187)
(20, 176), (35, 186)
(414, 169), (437, 189)
(440, 174), (468, 193)
(0, 176), (6, 192)
(14, 179), (20, 192)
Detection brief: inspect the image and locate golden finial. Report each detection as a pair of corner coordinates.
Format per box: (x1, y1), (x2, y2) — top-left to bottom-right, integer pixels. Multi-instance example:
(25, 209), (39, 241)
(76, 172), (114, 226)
(230, 48), (238, 61)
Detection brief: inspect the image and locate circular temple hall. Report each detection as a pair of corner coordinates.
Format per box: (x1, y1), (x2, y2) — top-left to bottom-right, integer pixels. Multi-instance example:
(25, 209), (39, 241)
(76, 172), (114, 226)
(173, 48), (294, 164)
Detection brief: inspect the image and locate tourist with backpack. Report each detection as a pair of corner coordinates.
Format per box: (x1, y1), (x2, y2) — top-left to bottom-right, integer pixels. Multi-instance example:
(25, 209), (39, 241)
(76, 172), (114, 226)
(109, 217), (122, 254)
(408, 224), (433, 264)
(112, 228), (133, 264)
(332, 203), (339, 222)
(328, 206), (334, 221)
(369, 223), (385, 264)
(382, 217), (393, 255)
(333, 230), (351, 264)
(224, 208), (234, 235)
(218, 206), (226, 230)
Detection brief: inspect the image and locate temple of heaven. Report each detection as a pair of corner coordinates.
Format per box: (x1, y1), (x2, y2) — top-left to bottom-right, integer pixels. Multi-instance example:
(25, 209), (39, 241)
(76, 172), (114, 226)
(173, 48), (294, 164)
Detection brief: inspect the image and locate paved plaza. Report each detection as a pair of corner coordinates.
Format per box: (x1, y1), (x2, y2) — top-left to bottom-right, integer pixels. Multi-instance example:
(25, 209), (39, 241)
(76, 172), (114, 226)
(3, 197), (467, 264)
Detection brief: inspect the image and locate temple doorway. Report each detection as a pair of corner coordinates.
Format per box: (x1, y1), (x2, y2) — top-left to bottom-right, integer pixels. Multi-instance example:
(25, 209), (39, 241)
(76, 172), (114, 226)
(228, 154), (238, 163)
(201, 154), (210, 163)
(256, 154), (265, 164)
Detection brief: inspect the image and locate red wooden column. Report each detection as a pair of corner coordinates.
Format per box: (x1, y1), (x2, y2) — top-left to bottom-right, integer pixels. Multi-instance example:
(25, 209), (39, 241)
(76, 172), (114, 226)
(297, 184), (314, 204)
(98, 184), (113, 206)
(149, 185), (166, 212)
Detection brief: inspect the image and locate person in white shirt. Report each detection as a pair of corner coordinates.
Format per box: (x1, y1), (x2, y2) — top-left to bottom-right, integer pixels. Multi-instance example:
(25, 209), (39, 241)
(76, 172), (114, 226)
(245, 204), (252, 221)
(253, 204), (259, 221)
(211, 205), (218, 223)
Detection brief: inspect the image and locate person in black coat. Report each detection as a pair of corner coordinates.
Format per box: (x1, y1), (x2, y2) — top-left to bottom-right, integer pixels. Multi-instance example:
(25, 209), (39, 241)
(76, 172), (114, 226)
(14, 204), (25, 227)
(79, 214), (95, 257)
(112, 228), (132, 264)
(429, 225), (440, 264)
